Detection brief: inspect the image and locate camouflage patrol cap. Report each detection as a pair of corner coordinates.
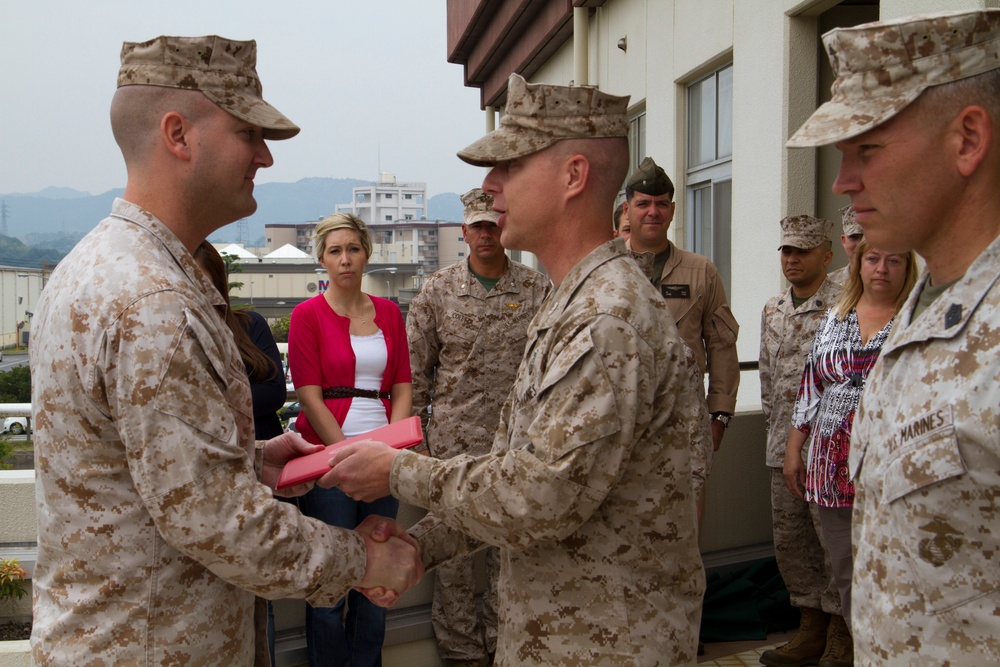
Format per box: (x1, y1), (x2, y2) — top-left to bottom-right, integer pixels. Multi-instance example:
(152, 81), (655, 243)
(840, 205), (864, 236)
(788, 9), (1000, 147)
(461, 188), (500, 225)
(457, 73), (629, 167)
(626, 157), (674, 197)
(118, 35), (300, 140)
(779, 215), (834, 250)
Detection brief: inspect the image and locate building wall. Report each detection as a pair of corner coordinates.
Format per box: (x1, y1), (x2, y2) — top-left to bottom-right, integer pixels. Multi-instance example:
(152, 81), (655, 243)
(265, 226), (306, 254)
(0, 268), (46, 349)
(335, 177), (428, 226)
(449, 0), (997, 561)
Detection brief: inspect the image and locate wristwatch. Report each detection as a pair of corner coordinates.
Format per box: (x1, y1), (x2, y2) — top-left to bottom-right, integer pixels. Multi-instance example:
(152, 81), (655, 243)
(711, 413), (732, 428)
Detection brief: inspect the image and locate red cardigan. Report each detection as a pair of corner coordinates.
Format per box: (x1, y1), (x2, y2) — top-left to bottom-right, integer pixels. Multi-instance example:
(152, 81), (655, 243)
(288, 293), (412, 445)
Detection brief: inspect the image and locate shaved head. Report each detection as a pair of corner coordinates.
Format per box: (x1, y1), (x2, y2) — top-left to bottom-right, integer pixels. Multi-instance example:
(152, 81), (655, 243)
(110, 86), (217, 164)
(552, 137), (629, 206)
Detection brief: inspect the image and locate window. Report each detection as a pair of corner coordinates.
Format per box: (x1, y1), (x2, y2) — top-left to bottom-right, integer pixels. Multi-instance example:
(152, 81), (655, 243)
(404, 194), (412, 200)
(627, 104), (647, 180)
(404, 214), (413, 220)
(385, 193), (393, 200)
(385, 215), (393, 221)
(685, 64), (733, 295)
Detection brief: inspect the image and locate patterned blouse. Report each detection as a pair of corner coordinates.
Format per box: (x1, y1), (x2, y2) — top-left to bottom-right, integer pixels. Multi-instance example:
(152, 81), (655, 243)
(792, 308), (894, 508)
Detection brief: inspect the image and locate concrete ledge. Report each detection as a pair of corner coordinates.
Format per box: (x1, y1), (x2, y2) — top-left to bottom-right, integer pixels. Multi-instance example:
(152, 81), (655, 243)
(0, 471), (36, 549)
(703, 543), (775, 576)
(0, 640), (31, 667)
(272, 601), (436, 667)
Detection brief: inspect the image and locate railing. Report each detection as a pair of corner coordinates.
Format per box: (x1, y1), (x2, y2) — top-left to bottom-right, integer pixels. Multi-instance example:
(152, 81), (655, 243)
(0, 399), (776, 666)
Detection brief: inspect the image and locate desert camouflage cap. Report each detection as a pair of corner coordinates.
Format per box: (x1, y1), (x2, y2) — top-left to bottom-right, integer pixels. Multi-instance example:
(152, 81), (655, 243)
(118, 35), (300, 141)
(457, 73), (629, 167)
(779, 214), (834, 250)
(461, 188), (500, 225)
(788, 9), (1000, 147)
(840, 205), (864, 236)
(627, 157), (674, 197)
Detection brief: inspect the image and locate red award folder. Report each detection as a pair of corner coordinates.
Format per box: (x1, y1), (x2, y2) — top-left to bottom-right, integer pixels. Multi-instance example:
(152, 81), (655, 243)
(276, 415), (424, 490)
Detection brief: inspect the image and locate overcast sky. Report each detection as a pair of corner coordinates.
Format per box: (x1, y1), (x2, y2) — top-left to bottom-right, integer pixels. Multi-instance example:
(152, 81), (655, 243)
(0, 1), (489, 198)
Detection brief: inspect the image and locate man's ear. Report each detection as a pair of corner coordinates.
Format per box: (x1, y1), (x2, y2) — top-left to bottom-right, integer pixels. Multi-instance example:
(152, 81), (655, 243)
(161, 111), (192, 161)
(953, 104), (992, 178)
(564, 154), (590, 200)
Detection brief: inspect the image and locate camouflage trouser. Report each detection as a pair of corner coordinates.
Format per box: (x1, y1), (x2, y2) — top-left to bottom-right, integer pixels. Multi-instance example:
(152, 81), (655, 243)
(432, 546), (499, 661)
(770, 468), (841, 615)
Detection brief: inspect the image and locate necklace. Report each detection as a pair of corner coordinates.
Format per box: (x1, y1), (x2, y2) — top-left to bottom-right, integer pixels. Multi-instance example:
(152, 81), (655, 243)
(331, 298), (368, 323)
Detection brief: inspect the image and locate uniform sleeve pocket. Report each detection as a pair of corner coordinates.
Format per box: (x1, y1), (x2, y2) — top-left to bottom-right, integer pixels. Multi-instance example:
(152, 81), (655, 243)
(528, 326), (621, 462)
(153, 311), (248, 444)
(711, 305), (739, 346)
(537, 326), (594, 396)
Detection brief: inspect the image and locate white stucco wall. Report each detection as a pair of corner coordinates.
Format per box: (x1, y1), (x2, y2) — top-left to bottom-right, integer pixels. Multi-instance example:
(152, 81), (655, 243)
(504, 0), (996, 410)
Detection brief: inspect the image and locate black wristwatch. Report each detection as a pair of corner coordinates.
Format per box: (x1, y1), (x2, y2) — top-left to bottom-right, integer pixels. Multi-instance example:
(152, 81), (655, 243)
(711, 413), (732, 428)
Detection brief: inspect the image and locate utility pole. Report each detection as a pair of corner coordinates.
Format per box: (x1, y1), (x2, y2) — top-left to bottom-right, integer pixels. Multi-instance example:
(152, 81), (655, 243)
(238, 218), (249, 248)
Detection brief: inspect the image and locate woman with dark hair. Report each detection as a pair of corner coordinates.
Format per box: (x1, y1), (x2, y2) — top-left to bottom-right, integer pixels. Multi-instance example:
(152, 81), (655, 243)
(193, 241), (284, 439)
(783, 239), (918, 655)
(288, 213), (412, 667)
(194, 241), (288, 664)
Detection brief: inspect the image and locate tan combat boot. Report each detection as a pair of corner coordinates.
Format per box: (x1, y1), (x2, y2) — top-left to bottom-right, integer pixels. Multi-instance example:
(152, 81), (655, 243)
(759, 607), (830, 667)
(818, 613), (853, 667)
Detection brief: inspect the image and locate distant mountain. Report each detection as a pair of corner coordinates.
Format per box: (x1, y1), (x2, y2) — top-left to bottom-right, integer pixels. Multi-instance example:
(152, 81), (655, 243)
(31, 186), (94, 199)
(428, 193), (462, 223)
(1, 178), (465, 251)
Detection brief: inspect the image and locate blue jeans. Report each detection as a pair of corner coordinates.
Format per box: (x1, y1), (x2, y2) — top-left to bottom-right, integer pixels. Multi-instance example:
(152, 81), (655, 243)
(297, 485), (399, 667)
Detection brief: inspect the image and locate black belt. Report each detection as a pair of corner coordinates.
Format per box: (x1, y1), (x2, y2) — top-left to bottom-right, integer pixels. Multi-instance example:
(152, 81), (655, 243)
(322, 386), (390, 400)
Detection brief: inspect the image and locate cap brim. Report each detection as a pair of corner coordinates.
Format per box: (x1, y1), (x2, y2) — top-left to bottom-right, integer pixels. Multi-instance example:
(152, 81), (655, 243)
(786, 87), (922, 148)
(466, 212), (501, 225)
(779, 238), (824, 251)
(203, 89), (300, 141)
(457, 126), (558, 167)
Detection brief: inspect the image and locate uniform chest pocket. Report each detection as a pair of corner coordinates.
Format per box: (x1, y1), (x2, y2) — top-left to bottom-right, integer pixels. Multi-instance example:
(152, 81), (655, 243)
(882, 427), (999, 614)
(441, 310), (483, 345)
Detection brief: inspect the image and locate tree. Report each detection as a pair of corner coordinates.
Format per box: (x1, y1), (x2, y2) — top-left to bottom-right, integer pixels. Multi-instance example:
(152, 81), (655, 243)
(270, 315), (289, 343)
(220, 252), (244, 293)
(0, 366), (30, 404)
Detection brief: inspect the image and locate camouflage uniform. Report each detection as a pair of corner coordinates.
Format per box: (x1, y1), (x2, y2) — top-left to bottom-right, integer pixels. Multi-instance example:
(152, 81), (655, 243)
(849, 236), (1000, 664)
(786, 9), (1000, 664)
(392, 240), (706, 666)
(30, 200), (368, 666)
(827, 265), (849, 286)
(759, 277), (842, 614)
(407, 257), (549, 660)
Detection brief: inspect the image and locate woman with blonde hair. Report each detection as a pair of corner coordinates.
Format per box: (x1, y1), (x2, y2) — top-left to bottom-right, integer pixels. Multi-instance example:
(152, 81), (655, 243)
(287, 212), (412, 666)
(783, 239), (917, 659)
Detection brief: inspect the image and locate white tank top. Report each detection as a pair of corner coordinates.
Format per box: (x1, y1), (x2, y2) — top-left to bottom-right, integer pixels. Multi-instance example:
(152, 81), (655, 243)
(341, 330), (389, 437)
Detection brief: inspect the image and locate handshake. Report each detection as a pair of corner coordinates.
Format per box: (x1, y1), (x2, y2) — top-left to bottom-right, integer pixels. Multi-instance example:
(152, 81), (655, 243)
(263, 431), (424, 607)
(320, 438), (425, 606)
(353, 515), (425, 607)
